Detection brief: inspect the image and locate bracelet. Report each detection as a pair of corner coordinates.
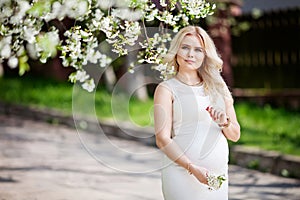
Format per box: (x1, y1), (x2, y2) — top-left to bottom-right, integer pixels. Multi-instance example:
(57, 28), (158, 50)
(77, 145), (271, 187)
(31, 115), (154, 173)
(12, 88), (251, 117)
(218, 117), (231, 128)
(187, 163), (192, 175)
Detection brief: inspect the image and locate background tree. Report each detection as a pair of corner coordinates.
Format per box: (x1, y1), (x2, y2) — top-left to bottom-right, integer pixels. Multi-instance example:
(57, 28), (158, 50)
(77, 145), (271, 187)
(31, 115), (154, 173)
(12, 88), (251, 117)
(206, 0), (243, 87)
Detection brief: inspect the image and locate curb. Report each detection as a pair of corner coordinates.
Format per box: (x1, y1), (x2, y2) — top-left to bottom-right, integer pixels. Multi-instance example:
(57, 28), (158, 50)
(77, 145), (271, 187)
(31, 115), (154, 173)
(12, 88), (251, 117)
(0, 101), (156, 146)
(230, 146), (300, 179)
(1, 101), (300, 179)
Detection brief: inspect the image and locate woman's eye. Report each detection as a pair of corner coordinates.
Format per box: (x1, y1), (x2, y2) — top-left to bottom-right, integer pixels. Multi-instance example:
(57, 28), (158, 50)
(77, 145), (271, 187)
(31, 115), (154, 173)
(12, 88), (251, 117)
(195, 48), (203, 52)
(182, 46), (189, 50)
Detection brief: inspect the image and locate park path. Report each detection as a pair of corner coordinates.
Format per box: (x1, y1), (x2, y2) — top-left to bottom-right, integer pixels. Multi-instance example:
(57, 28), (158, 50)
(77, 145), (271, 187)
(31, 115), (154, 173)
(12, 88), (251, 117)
(0, 114), (300, 200)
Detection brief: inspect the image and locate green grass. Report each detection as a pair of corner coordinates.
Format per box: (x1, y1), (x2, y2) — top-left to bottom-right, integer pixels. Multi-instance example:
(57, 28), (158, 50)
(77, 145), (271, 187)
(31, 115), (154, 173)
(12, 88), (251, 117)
(0, 75), (154, 126)
(234, 102), (300, 156)
(0, 75), (73, 113)
(0, 75), (300, 156)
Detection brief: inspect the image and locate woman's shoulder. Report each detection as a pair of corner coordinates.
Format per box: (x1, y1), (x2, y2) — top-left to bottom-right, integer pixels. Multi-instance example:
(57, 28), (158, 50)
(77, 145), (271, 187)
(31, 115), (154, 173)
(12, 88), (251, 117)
(154, 80), (175, 102)
(154, 78), (177, 96)
(160, 77), (177, 87)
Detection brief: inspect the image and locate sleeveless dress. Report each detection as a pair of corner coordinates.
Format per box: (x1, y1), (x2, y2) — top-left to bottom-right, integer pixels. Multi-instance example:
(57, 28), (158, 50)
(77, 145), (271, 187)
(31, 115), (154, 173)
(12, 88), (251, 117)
(161, 78), (229, 200)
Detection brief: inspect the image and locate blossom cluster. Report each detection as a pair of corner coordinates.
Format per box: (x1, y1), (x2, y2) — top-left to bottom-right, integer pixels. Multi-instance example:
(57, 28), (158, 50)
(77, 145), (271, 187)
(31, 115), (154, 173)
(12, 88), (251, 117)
(0, 0), (215, 91)
(133, 0), (215, 79)
(0, 0), (43, 74)
(60, 26), (111, 92)
(144, 0), (215, 32)
(137, 32), (175, 79)
(207, 173), (226, 191)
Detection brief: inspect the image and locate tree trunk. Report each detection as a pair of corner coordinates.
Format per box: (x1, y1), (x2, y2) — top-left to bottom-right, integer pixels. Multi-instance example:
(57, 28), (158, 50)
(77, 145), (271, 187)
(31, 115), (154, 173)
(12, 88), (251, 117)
(125, 53), (149, 102)
(103, 66), (117, 93)
(208, 0), (242, 87)
(0, 63), (3, 77)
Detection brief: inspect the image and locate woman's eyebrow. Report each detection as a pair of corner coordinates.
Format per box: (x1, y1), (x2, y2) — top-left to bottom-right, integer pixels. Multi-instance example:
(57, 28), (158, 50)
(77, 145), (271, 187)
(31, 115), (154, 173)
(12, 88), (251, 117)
(181, 43), (202, 48)
(181, 43), (191, 47)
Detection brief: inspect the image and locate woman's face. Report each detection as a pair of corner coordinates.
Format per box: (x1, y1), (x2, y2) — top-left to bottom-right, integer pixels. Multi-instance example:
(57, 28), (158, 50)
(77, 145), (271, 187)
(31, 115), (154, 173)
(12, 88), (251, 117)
(176, 35), (205, 70)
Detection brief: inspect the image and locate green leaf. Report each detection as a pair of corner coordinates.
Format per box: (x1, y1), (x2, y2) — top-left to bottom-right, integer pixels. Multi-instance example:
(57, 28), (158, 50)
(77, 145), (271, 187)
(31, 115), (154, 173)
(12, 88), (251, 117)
(18, 55), (30, 76)
(27, 0), (52, 17)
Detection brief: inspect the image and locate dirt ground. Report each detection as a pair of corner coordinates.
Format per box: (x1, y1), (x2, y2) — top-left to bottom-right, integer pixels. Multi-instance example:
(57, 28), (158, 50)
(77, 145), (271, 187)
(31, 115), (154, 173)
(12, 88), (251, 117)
(0, 114), (300, 200)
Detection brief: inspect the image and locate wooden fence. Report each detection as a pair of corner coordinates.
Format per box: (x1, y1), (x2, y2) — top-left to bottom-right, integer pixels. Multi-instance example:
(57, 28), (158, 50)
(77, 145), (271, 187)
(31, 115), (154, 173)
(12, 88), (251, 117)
(231, 8), (300, 108)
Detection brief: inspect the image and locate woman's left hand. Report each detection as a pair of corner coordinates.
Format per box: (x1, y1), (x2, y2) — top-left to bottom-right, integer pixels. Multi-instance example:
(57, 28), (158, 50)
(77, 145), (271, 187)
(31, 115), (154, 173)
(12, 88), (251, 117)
(206, 106), (227, 125)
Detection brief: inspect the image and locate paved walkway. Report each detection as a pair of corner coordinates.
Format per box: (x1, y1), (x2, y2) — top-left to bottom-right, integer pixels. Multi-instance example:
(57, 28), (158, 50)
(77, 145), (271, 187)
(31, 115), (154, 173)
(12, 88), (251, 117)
(0, 114), (299, 200)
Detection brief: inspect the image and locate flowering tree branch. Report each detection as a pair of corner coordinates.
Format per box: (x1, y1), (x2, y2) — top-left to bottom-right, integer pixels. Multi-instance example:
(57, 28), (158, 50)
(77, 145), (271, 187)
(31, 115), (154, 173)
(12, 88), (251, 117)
(0, 0), (215, 92)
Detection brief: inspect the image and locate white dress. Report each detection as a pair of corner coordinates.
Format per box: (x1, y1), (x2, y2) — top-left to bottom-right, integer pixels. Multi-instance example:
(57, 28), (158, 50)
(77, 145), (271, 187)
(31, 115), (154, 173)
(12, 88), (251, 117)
(161, 78), (229, 200)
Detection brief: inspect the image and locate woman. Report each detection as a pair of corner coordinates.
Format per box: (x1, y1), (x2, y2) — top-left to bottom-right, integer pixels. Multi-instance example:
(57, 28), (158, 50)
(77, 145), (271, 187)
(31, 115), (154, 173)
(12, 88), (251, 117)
(154, 26), (240, 199)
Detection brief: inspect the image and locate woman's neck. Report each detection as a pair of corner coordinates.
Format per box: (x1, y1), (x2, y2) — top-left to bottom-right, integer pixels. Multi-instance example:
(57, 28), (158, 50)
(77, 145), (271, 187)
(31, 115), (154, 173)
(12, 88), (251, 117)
(176, 70), (202, 86)
(177, 70), (201, 82)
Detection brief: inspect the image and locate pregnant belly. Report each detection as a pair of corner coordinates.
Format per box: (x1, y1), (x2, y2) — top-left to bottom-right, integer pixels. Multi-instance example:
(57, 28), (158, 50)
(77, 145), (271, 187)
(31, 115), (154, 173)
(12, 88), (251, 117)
(195, 135), (229, 173)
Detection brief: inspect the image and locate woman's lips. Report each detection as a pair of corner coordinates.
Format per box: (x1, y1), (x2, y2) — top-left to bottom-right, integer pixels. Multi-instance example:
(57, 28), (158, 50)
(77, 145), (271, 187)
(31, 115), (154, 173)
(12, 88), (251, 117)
(185, 59), (195, 64)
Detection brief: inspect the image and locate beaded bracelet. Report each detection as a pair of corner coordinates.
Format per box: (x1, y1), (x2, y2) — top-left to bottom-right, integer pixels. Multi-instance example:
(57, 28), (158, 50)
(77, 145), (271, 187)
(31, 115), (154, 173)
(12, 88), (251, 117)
(218, 117), (231, 128)
(187, 163), (192, 175)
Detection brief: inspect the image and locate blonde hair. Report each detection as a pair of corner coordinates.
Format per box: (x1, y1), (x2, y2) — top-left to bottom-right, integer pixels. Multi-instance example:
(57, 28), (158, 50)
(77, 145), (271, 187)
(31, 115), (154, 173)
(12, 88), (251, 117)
(163, 25), (233, 103)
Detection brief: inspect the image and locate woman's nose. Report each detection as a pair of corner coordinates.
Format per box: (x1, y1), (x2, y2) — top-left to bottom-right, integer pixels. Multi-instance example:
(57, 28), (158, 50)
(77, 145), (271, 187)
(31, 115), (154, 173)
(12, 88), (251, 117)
(187, 50), (194, 58)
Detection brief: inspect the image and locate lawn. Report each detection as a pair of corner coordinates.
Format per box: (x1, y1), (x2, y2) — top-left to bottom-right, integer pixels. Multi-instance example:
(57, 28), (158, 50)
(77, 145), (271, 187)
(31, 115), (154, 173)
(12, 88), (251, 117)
(0, 75), (300, 156)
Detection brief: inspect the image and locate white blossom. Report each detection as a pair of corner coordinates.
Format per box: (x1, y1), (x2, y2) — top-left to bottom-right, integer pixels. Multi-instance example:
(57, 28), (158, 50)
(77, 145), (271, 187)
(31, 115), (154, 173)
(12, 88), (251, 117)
(76, 1), (89, 16)
(2, 6), (13, 18)
(7, 56), (18, 68)
(112, 8), (142, 21)
(47, 31), (60, 45)
(23, 26), (39, 44)
(100, 17), (113, 35)
(115, 0), (132, 7)
(44, 0), (89, 21)
(145, 9), (158, 21)
(124, 21), (140, 45)
(186, 0), (204, 16)
(82, 79), (95, 92)
(1, 44), (11, 59)
(0, 0), (10, 7)
(156, 11), (177, 26)
(153, 63), (167, 71)
(26, 43), (38, 60)
(97, 0), (115, 10)
(44, 1), (63, 21)
(9, 1), (31, 25)
(94, 9), (104, 20)
(86, 49), (100, 64)
(75, 70), (90, 82)
(34, 30), (60, 63)
(160, 0), (167, 7)
(80, 30), (91, 38)
(89, 9), (104, 30)
(99, 54), (112, 67)
(16, 46), (25, 57)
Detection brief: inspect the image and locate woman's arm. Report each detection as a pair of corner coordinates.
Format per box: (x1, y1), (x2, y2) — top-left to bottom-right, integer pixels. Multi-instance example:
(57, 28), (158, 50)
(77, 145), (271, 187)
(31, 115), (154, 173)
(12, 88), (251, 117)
(154, 83), (190, 167)
(221, 99), (241, 142)
(154, 83), (208, 184)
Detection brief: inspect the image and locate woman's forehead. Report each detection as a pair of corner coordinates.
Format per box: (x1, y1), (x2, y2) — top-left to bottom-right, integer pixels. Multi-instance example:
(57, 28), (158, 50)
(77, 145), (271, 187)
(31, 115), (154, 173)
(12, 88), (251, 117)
(181, 35), (203, 48)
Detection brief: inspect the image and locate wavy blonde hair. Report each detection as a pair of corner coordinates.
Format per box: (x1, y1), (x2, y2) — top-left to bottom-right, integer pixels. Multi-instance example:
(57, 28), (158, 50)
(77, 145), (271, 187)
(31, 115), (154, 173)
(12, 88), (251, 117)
(163, 25), (233, 103)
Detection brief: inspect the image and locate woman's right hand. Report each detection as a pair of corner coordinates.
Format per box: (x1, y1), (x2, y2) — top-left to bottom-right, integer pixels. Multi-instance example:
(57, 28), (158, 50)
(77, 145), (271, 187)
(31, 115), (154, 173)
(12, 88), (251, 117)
(190, 164), (208, 185)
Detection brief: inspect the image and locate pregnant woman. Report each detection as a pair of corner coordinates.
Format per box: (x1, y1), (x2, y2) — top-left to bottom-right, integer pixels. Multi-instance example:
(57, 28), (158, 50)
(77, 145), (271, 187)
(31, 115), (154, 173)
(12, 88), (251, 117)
(154, 26), (240, 199)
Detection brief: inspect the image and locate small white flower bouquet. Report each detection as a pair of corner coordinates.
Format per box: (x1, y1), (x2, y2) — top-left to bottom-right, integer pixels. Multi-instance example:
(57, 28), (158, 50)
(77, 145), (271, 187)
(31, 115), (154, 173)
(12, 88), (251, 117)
(206, 173), (226, 191)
